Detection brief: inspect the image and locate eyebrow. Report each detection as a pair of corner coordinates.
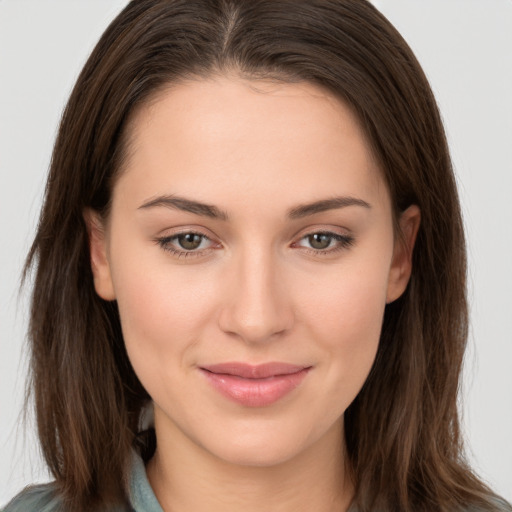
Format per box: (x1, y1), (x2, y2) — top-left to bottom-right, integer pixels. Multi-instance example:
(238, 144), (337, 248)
(287, 196), (371, 219)
(138, 194), (371, 220)
(138, 195), (229, 221)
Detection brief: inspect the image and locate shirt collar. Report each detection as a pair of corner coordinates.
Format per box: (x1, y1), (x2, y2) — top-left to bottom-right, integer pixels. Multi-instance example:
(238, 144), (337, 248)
(127, 449), (164, 512)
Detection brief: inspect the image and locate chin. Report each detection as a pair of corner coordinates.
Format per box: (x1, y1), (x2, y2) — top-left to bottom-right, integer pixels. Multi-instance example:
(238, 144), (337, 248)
(212, 438), (305, 468)
(198, 417), (335, 469)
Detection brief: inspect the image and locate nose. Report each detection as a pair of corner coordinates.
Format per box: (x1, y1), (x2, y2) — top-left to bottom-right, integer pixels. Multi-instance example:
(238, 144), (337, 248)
(217, 248), (294, 344)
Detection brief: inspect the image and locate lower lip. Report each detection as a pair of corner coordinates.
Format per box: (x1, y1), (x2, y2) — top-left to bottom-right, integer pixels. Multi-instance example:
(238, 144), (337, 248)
(201, 368), (310, 407)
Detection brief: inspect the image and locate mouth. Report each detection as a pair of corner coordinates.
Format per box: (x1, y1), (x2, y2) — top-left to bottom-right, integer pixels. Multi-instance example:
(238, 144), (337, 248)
(199, 362), (312, 407)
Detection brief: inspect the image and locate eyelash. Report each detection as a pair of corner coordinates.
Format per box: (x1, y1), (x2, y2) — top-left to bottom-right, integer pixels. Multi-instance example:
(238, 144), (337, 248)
(293, 232), (355, 256)
(155, 231), (216, 259)
(155, 230), (355, 259)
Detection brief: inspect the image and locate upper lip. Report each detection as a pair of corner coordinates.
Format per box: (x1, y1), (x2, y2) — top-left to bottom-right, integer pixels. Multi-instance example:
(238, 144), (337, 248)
(200, 362), (310, 379)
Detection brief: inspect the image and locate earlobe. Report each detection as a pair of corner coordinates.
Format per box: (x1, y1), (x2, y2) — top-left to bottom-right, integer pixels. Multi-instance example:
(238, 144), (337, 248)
(83, 208), (116, 301)
(386, 205), (421, 304)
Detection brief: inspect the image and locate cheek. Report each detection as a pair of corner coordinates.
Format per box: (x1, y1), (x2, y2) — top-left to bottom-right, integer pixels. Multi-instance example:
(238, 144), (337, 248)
(296, 251), (392, 402)
(301, 250), (390, 339)
(109, 243), (219, 381)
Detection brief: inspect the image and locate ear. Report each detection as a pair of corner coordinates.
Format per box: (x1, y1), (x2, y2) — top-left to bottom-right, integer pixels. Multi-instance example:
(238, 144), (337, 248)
(386, 205), (421, 304)
(83, 208), (116, 301)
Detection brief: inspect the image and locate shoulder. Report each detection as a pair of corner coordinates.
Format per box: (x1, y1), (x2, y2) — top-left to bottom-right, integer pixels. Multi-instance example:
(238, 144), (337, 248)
(2, 483), (63, 512)
(465, 496), (512, 512)
(2, 484), (133, 512)
(487, 497), (512, 512)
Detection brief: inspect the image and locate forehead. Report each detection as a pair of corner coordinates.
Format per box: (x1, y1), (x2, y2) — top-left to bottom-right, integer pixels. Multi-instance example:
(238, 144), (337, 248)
(115, 75), (389, 214)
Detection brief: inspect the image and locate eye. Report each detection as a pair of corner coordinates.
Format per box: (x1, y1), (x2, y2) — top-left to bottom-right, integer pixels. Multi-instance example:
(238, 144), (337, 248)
(293, 231), (354, 254)
(155, 231), (218, 257)
(307, 233), (335, 250)
(176, 233), (206, 250)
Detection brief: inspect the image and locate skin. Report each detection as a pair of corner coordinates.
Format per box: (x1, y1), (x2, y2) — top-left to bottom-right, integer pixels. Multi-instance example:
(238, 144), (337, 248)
(86, 75), (420, 512)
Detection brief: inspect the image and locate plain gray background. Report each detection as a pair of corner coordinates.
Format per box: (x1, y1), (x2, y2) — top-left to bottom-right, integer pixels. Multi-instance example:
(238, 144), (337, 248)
(1, 0), (511, 504)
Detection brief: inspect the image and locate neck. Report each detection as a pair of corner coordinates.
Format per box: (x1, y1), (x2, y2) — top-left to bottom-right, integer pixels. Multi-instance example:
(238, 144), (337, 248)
(146, 415), (354, 512)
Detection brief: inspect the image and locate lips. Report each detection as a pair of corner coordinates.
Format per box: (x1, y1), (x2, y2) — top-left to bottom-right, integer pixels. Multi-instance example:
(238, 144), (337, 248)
(200, 362), (311, 407)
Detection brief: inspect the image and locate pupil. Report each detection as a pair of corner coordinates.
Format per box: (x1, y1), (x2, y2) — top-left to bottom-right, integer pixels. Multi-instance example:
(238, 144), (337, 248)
(309, 233), (331, 250)
(178, 233), (202, 250)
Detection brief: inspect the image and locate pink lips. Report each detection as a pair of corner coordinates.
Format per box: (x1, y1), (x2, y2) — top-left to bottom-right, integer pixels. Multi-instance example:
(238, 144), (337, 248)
(200, 362), (311, 407)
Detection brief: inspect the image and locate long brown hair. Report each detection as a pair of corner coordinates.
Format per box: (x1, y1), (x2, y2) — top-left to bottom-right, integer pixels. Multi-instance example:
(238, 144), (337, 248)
(24, 1), (510, 510)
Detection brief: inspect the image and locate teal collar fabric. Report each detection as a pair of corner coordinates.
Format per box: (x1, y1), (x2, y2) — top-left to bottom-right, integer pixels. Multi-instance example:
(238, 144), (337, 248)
(127, 450), (163, 512)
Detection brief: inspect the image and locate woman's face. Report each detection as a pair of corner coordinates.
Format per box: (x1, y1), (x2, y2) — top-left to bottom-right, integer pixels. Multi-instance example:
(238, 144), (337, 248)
(88, 76), (418, 467)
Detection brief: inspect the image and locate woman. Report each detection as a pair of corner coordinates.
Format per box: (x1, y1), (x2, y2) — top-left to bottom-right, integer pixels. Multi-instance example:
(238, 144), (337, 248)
(3, 0), (511, 511)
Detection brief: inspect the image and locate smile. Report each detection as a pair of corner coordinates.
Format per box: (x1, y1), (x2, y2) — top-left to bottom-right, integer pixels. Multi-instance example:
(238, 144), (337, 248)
(200, 363), (312, 407)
